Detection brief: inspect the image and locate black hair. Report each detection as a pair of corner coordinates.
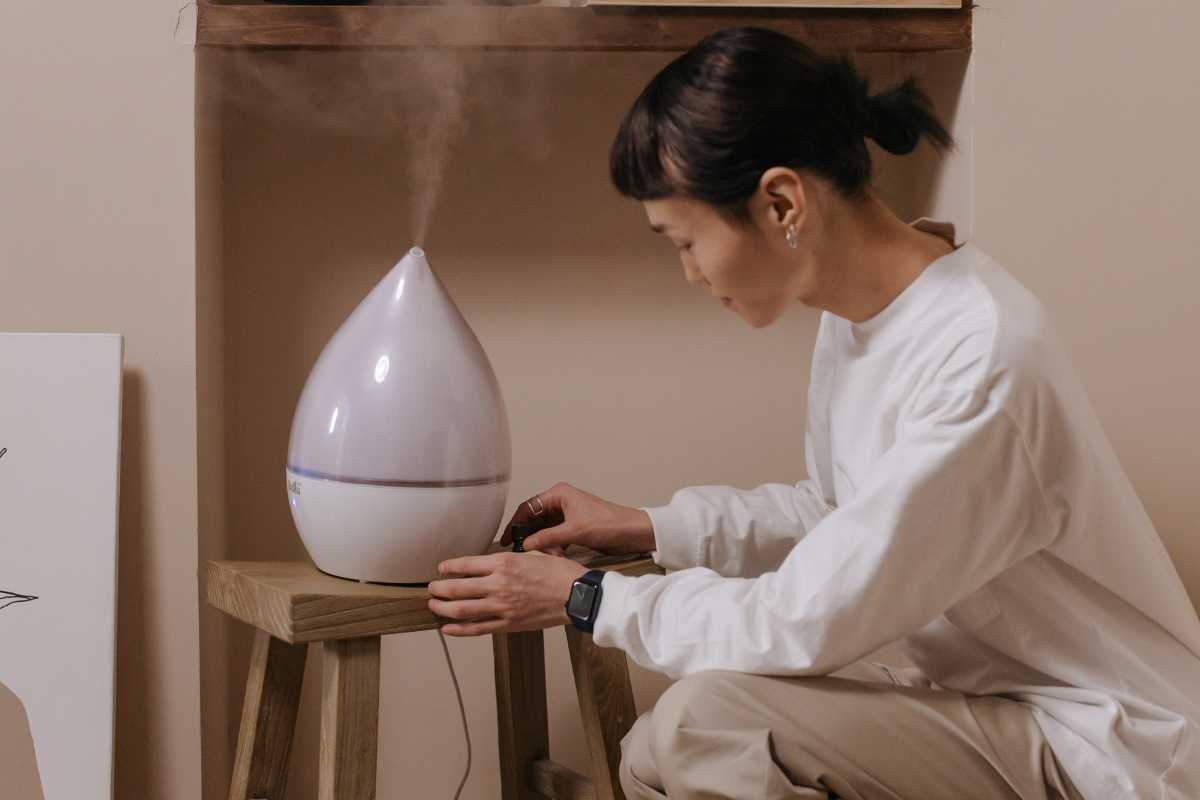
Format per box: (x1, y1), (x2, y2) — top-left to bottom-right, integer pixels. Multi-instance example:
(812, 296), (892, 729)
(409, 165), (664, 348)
(609, 26), (955, 219)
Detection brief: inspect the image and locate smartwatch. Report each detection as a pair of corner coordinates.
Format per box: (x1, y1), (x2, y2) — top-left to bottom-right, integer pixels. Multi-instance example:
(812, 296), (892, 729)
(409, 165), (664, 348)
(565, 569), (606, 633)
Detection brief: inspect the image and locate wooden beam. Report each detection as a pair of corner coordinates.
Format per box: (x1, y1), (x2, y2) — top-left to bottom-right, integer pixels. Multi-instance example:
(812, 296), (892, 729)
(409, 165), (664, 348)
(530, 758), (596, 800)
(565, 628), (639, 800)
(319, 637), (382, 800)
(227, 631), (309, 800)
(493, 630), (551, 800)
(197, 2), (971, 52)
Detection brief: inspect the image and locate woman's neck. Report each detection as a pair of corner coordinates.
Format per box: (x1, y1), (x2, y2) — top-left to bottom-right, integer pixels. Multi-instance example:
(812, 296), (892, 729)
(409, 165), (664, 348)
(814, 192), (956, 325)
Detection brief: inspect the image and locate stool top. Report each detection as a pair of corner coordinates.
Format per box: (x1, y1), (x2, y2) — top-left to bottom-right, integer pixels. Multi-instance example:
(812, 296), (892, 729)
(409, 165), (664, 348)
(204, 543), (663, 643)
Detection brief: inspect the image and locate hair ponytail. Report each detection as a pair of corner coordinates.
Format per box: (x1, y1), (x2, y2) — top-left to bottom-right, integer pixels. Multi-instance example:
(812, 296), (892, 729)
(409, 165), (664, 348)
(865, 76), (954, 156)
(610, 26), (956, 214)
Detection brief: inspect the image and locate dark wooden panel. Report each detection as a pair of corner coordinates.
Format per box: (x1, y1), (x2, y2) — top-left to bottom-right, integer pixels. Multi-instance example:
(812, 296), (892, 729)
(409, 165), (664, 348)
(197, 1), (971, 52)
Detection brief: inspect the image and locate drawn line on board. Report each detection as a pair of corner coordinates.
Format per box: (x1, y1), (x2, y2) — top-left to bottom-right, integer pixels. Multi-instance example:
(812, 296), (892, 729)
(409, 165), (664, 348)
(0, 590), (38, 612)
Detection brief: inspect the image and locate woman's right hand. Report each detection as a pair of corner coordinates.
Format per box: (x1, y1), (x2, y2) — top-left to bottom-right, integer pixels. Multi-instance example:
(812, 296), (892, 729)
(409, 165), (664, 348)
(499, 481), (656, 558)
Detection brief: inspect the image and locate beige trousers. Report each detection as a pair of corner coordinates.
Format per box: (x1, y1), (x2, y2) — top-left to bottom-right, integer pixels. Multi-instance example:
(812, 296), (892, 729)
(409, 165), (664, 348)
(618, 660), (1086, 800)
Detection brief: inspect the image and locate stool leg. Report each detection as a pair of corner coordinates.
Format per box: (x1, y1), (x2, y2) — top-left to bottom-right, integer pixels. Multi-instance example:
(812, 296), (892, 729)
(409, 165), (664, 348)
(565, 627), (638, 800)
(228, 630), (308, 800)
(493, 630), (549, 800)
(320, 637), (381, 800)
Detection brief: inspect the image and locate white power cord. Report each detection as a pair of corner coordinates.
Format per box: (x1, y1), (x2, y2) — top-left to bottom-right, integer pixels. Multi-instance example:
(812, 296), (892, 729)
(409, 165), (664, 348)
(436, 627), (472, 800)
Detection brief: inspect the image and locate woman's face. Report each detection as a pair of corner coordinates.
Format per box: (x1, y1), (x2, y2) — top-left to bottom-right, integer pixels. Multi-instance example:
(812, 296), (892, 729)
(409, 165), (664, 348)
(643, 188), (815, 328)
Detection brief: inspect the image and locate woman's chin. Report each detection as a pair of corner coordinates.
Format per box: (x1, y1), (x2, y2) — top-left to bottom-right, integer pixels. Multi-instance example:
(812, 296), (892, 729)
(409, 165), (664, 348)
(741, 302), (786, 329)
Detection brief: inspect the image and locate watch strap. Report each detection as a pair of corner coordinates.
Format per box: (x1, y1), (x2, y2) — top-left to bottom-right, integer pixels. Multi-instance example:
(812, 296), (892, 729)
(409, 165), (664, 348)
(567, 569), (606, 633)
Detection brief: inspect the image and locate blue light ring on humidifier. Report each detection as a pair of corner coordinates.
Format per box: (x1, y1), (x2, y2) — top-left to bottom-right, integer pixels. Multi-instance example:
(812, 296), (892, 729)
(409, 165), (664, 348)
(285, 464), (511, 487)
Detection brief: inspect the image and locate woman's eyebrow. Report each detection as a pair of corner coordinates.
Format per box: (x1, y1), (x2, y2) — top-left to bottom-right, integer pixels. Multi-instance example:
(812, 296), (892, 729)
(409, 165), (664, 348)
(649, 222), (672, 234)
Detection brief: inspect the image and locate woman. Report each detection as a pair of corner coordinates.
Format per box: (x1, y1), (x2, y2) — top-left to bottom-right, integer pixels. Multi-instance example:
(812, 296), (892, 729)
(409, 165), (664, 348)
(427, 26), (1200, 800)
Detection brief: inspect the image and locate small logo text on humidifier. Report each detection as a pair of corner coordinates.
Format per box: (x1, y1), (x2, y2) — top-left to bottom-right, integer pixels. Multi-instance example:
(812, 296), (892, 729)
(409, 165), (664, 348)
(287, 479), (301, 495)
(0, 446), (7, 461)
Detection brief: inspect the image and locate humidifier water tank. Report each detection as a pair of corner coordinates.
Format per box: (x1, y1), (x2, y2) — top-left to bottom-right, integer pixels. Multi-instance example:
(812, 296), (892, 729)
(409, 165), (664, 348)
(285, 246), (511, 584)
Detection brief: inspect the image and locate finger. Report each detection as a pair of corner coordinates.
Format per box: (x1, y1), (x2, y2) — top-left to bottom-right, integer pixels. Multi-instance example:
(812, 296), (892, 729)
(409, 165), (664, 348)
(500, 485), (568, 544)
(441, 617), (508, 637)
(428, 597), (502, 620)
(438, 553), (506, 577)
(522, 526), (571, 552)
(427, 576), (492, 600)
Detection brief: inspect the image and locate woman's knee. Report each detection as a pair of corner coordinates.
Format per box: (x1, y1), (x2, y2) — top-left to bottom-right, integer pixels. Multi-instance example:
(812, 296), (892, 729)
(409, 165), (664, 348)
(646, 669), (845, 768)
(626, 673), (753, 790)
(647, 670), (747, 749)
(620, 711), (664, 798)
(657, 669), (752, 718)
(621, 708), (654, 757)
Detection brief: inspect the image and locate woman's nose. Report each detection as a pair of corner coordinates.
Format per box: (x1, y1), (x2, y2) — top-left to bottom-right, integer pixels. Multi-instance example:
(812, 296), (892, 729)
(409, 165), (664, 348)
(683, 262), (709, 287)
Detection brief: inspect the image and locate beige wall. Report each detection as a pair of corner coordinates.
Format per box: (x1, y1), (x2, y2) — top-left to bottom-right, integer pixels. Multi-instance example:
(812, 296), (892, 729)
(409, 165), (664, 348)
(3, 2), (1197, 799)
(973, 1), (1200, 601)
(0, 2), (201, 799)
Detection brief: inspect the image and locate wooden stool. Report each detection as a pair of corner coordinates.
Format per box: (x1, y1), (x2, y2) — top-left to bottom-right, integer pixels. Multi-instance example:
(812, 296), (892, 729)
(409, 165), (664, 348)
(204, 543), (665, 800)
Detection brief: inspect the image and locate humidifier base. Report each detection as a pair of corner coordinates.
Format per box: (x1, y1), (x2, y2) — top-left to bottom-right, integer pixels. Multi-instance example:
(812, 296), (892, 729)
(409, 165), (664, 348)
(285, 468), (509, 584)
(311, 565), (432, 588)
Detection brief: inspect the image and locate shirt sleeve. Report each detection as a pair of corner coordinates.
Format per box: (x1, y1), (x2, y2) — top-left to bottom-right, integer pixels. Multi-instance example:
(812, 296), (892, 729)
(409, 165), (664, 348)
(639, 479), (832, 578)
(592, 386), (1058, 680)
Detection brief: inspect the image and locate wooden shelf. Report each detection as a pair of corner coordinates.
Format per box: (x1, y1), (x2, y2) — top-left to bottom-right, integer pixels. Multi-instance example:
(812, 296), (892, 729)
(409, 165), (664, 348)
(204, 545), (663, 642)
(196, 1), (971, 52)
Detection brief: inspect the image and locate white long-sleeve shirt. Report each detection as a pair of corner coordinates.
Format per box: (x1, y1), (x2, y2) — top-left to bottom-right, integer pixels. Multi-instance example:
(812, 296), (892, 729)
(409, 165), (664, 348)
(592, 219), (1200, 800)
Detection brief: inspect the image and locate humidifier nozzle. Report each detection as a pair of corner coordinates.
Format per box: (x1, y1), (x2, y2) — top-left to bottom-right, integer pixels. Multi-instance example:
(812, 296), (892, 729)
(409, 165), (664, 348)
(510, 522), (531, 552)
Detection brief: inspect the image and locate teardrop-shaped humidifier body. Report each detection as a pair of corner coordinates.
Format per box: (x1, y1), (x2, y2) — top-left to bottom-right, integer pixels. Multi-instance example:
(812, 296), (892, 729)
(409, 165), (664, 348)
(285, 247), (511, 583)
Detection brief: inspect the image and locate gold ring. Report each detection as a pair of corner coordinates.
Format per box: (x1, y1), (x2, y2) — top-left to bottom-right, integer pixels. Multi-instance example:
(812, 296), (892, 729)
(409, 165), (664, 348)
(526, 495), (546, 516)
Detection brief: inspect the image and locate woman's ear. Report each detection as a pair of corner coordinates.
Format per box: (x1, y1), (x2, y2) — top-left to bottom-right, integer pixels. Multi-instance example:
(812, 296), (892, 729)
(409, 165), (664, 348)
(754, 167), (808, 234)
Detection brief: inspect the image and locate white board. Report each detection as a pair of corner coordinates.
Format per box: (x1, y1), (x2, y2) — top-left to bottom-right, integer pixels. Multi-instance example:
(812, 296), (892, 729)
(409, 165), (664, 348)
(0, 333), (123, 800)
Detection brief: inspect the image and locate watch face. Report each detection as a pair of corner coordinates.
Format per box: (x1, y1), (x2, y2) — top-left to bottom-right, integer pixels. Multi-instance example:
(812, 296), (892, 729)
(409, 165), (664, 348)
(568, 582), (596, 618)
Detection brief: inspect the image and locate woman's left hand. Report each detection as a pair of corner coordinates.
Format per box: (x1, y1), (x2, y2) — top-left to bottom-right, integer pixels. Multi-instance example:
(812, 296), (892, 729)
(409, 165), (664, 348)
(428, 551), (588, 636)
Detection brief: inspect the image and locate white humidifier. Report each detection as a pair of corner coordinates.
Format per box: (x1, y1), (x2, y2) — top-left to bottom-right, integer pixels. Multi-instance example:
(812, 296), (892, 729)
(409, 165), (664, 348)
(285, 246), (511, 584)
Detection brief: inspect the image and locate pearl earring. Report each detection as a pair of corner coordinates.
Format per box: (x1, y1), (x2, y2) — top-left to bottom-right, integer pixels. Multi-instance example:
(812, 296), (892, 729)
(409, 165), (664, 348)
(785, 224), (798, 249)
